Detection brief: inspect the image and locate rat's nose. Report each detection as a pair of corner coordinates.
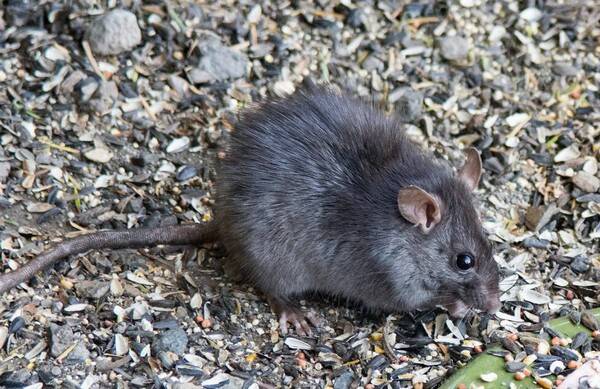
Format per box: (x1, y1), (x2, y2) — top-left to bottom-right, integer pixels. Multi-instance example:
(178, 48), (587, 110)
(484, 293), (502, 314)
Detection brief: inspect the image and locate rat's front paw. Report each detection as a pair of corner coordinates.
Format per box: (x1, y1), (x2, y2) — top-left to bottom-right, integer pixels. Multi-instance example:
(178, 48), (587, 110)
(268, 297), (322, 336)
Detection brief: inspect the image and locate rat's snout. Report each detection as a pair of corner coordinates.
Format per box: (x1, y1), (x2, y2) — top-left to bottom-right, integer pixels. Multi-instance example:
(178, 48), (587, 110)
(483, 290), (502, 314)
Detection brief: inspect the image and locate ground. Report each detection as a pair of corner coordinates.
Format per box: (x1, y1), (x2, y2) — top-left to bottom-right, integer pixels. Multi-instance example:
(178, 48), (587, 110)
(0, 1), (598, 388)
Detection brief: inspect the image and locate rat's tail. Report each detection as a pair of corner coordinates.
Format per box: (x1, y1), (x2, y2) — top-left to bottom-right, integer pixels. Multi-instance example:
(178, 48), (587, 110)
(0, 223), (217, 294)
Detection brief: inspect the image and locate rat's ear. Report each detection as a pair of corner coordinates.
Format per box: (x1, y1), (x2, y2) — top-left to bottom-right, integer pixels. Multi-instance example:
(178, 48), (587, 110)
(458, 147), (482, 192)
(397, 186), (442, 234)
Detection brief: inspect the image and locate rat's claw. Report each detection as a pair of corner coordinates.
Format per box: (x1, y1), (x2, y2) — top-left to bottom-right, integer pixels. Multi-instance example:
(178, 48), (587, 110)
(269, 297), (321, 336)
(279, 309), (313, 336)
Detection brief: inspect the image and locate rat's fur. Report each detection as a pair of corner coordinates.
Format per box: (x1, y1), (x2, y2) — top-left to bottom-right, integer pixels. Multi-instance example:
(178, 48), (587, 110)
(216, 81), (500, 315)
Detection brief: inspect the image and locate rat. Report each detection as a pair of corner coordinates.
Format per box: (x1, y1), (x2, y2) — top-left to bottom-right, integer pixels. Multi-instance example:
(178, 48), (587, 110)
(0, 80), (501, 335)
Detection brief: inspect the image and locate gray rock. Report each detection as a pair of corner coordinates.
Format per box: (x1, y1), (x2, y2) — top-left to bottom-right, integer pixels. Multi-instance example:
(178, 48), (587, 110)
(522, 237), (550, 249)
(334, 370), (354, 389)
(76, 77), (99, 103)
(89, 80), (118, 113)
(552, 62), (579, 77)
(0, 162), (10, 183)
(86, 9), (142, 55)
(571, 255), (590, 273)
(74, 280), (110, 299)
(391, 87), (424, 123)
(439, 35), (470, 61)
(49, 324), (89, 362)
(152, 327), (188, 356)
(68, 341), (91, 363)
(362, 55), (384, 72)
(50, 324), (75, 357)
(491, 74), (514, 92)
(189, 40), (248, 84)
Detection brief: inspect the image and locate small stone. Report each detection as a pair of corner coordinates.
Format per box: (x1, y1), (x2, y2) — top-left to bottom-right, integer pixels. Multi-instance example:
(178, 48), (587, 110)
(68, 341), (91, 363)
(0, 162), (11, 183)
(439, 35), (469, 61)
(391, 88), (424, 123)
(572, 172), (600, 193)
(84, 148), (114, 164)
(49, 324), (78, 357)
(362, 55), (384, 72)
(333, 370), (354, 389)
(189, 40), (248, 83)
(76, 77), (99, 103)
(89, 80), (118, 113)
(86, 9), (142, 55)
(75, 280), (110, 299)
(168, 75), (190, 99)
(152, 328), (188, 356)
(552, 62), (579, 77)
(570, 255), (590, 273)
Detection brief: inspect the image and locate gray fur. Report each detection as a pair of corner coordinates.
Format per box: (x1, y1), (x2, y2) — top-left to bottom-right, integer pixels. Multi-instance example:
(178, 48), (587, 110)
(216, 81), (500, 315)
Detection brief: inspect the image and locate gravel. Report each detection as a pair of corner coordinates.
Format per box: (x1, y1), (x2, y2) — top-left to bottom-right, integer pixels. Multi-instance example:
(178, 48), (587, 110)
(86, 9), (142, 55)
(0, 0), (598, 388)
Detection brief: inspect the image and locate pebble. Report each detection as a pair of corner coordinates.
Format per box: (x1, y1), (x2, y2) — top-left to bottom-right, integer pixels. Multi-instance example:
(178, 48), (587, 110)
(48, 324), (90, 362)
(152, 327), (188, 356)
(89, 80), (119, 113)
(189, 40), (249, 83)
(333, 370), (354, 389)
(438, 35), (470, 61)
(392, 87), (424, 122)
(74, 280), (110, 299)
(84, 147), (114, 164)
(572, 172), (600, 193)
(570, 255), (590, 273)
(86, 9), (142, 55)
(76, 77), (99, 103)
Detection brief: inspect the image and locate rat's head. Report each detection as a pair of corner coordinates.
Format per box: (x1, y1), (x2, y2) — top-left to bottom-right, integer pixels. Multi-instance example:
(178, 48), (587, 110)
(395, 148), (501, 318)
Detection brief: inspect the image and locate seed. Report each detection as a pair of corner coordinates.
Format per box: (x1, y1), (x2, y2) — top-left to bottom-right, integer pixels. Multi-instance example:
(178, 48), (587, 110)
(514, 372), (526, 381)
(536, 377), (553, 389)
(567, 360), (580, 369)
(201, 318), (212, 329)
(523, 354), (537, 366)
(480, 372), (497, 382)
(551, 337), (561, 346)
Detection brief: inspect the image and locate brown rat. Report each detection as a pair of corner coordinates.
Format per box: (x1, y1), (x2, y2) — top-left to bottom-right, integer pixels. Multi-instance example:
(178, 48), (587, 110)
(0, 80), (501, 335)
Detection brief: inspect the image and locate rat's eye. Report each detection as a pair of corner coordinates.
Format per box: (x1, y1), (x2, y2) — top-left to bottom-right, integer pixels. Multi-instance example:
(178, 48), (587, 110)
(456, 253), (475, 270)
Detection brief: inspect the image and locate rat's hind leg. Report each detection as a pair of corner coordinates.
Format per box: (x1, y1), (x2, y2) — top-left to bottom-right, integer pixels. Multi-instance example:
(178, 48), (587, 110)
(267, 296), (322, 336)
